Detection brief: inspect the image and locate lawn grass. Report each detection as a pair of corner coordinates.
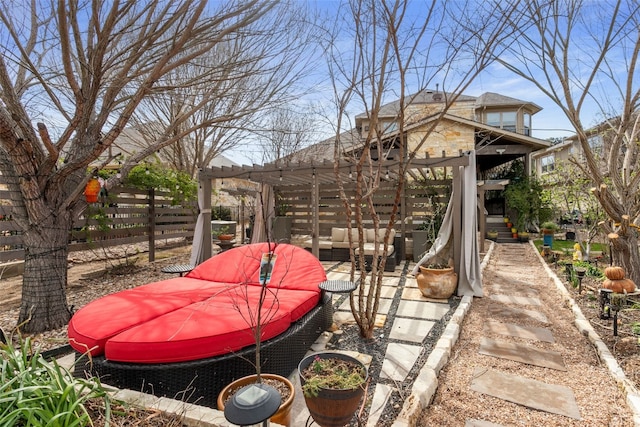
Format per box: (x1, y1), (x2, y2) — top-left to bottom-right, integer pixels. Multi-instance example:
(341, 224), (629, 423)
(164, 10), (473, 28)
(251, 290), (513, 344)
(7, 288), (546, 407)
(532, 238), (607, 253)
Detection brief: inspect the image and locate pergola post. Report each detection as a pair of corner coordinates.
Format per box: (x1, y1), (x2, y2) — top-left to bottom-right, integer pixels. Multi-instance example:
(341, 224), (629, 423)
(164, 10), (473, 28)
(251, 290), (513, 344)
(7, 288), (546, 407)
(202, 176), (213, 261)
(452, 166), (462, 272)
(311, 171), (319, 258)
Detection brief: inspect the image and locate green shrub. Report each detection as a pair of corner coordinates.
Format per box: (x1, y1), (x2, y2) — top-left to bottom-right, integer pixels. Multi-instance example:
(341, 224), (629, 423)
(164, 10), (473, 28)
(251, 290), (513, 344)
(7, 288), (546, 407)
(0, 336), (112, 426)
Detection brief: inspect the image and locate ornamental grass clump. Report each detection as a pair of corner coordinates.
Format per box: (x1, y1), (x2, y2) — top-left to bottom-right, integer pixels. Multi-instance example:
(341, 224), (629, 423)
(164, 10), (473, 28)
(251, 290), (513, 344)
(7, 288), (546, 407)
(0, 335), (113, 427)
(301, 355), (366, 398)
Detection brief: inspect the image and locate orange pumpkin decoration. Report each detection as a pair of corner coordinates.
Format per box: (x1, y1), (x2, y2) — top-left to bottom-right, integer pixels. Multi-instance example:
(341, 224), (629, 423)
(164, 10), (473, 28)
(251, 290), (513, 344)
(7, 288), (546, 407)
(604, 266), (625, 280)
(602, 278), (636, 293)
(84, 178), (101, 203)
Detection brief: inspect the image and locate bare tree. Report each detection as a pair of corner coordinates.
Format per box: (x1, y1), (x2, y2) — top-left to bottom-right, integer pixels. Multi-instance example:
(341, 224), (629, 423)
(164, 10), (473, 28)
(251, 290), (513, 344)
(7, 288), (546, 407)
(0, 0), (317, 333)
(258, 107), (317, 165)
(126, 8), (321, 177)
(496, 0), (640, 284)
(326, 0), (521, 338)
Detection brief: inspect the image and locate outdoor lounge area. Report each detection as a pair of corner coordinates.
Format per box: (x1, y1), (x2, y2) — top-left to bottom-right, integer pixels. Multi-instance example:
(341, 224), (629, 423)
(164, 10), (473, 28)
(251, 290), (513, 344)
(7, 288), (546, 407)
(300, 227), (402, 270)
(68, 243), (333, 407)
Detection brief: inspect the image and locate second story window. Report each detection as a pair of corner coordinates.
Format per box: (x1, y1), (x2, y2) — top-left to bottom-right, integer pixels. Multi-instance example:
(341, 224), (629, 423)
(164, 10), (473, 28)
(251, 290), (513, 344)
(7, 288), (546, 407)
(524, 113), (531, 136)
(486, 111), (517, 133)
(541, 154), (555, 173)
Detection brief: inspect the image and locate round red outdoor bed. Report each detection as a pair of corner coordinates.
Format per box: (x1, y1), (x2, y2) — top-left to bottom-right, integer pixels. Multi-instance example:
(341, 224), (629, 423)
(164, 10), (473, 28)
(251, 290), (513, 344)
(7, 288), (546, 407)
(69, 243), (333, 407)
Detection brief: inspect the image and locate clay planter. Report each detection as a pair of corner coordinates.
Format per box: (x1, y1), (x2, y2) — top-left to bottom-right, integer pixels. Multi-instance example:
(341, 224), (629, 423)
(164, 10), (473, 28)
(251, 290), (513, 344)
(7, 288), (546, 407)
(217, 374), (295, 426)
(217, 233), (234, 241)
(298, 352), (368, 427)
(416, 265), (458, 299)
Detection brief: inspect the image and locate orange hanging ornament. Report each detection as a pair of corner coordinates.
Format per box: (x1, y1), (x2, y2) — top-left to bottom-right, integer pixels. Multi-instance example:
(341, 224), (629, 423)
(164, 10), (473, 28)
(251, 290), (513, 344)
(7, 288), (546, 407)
(84, 178), (101, 203)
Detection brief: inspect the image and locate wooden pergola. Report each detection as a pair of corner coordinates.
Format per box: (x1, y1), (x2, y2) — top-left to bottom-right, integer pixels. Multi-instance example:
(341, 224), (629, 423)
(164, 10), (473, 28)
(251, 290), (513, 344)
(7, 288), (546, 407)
(195, 153), (472, 268)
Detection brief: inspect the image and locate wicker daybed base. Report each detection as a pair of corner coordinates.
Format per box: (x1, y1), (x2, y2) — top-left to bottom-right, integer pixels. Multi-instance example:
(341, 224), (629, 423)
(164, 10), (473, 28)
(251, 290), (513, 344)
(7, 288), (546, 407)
(74, 293), (333, 408)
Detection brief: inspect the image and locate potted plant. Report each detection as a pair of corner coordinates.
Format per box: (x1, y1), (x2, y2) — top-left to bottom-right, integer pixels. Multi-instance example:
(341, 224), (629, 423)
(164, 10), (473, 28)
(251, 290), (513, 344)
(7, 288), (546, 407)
(540, 220), (558, 248)
(487, 229), (498, 240)
(415, 259), (458, 299)
(541, 221), (557, 234)
(214, 225), (234, 241)
(298, 351), (368, 427)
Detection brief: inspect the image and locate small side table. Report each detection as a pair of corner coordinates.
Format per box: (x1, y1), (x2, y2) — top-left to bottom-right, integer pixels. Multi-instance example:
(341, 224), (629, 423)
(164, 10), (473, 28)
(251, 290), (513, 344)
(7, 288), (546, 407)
(161, 264), (195, 277)
(318, 280), (357, 294)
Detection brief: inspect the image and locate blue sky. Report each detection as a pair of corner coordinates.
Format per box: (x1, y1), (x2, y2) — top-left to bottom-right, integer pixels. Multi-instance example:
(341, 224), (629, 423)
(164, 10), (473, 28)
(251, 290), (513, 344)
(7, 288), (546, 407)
(225, 1), (590, 166)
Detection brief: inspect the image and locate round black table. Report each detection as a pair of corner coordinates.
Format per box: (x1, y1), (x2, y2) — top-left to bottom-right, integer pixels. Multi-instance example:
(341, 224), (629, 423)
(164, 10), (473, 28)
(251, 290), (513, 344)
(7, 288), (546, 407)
(318, 280), (357, 294)
(161, 264), (195, 277)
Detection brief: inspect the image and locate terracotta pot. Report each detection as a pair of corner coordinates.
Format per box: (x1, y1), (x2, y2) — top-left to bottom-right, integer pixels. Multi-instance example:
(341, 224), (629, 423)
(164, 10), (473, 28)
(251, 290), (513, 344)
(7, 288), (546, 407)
(298, 352), (368, 427)
(416, 266), (457, 299)
(217, 234), (234, 241)
(217, 374), (295, 426)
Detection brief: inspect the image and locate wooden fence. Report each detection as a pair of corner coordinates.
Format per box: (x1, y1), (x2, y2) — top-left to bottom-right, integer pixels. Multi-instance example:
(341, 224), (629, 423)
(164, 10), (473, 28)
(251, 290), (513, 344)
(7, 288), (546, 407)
(277, 179), (451, 237)
(0, 186), (197, 263)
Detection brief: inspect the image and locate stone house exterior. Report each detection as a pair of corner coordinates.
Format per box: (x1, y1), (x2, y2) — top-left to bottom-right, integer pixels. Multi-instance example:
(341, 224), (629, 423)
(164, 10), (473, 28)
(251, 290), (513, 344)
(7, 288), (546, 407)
(293, 90), (550, 179)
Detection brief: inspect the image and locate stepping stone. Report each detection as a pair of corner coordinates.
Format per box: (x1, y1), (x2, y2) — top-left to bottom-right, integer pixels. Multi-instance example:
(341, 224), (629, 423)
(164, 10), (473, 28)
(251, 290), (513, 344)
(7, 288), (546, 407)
(339, 296), (392, 314)
(488, 304), (548, 324)
(380, 342), (422, 381)
(389, 317), (435, 343)
(489, 284), (538, 297)
(334, 311), (386, 328)
(470, 367), (581, 420)
(479, 337), (566, 371)
(484, 320), (555, 343)
(400, 286), (425, 301)
(395, 300), (451, 320)
(466, 419), (504, 427)
(490, 294), (541, 306)
(366, 383), (393, 427)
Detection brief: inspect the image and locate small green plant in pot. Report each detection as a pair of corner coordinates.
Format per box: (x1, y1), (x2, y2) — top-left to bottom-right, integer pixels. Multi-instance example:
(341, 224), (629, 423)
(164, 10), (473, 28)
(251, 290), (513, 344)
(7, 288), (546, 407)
(298, 351), (368, 427)
(214, 225), (234, 241)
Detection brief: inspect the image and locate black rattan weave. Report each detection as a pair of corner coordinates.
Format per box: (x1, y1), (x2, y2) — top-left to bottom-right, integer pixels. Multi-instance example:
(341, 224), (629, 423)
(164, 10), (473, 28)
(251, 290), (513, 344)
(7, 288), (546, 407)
(74, 294), (333, 408)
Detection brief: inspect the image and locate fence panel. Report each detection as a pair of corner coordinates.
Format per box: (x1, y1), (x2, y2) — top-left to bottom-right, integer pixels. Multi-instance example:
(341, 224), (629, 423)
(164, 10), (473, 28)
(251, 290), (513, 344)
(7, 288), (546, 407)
(0, 182), (197, 263)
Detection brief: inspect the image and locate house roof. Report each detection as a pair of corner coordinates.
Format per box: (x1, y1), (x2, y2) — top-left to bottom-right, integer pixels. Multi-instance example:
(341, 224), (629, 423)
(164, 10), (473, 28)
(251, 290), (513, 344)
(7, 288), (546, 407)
(356, 89), (477, 120)
(354, 90), (542, 122)
(475, 92), (542, 114)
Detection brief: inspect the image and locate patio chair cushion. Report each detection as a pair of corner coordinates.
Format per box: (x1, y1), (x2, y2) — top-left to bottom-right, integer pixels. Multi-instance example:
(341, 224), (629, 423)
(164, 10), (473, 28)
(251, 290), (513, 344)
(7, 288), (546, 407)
(68, 243), (326, 363)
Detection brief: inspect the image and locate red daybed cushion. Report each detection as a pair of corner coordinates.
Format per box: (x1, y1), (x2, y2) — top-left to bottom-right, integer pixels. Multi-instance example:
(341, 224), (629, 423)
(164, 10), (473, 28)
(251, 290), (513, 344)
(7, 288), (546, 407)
(103, 287), (319, 363)
(68, 243), (327, 363)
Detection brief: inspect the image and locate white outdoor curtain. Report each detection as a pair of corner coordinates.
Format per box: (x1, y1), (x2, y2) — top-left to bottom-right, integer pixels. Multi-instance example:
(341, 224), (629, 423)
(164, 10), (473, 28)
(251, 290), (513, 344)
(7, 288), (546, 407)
(189, 183), (210, 266)
(457, 151), (482, 296)
(412, 151), (483, 297)
(250, 183), (276, 243)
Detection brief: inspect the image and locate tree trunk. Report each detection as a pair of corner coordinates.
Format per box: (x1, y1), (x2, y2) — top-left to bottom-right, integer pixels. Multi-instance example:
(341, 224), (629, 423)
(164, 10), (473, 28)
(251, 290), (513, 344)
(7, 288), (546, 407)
(18, 216), (72, 333)
(610, 233), (640, 288)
